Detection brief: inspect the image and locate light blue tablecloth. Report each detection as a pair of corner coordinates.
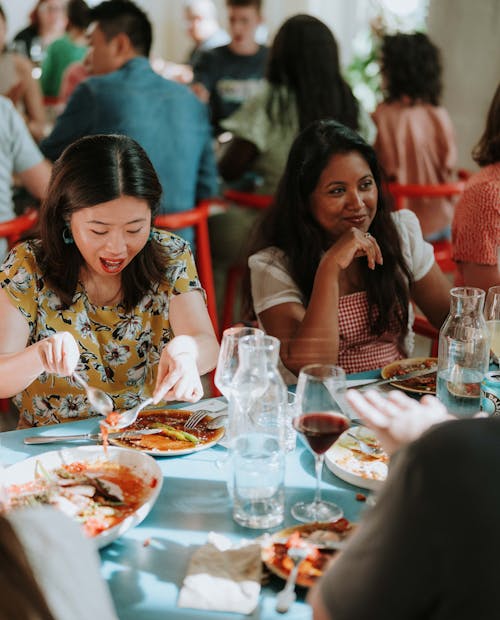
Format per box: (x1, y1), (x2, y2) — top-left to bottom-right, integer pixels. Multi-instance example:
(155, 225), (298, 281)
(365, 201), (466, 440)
(0, 376), (379, 620)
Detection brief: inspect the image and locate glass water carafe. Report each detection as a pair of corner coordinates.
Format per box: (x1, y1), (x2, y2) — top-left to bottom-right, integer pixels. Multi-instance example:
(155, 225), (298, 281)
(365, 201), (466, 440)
(437, 287), (490, 417)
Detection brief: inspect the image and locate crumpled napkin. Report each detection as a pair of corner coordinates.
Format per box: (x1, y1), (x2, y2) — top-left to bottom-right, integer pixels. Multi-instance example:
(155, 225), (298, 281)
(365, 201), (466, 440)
(178, 532), (262, 614)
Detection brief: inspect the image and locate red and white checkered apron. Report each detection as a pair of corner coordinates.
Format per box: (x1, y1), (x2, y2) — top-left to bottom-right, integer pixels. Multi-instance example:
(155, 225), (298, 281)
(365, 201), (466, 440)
(338, 291), (404, 374)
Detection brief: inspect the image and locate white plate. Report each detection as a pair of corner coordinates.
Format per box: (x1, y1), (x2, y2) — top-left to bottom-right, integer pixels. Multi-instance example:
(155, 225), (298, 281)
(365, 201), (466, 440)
(325, 426), (389, 491)
(108, 409), (225, 456)
(4, 446), (162, 548)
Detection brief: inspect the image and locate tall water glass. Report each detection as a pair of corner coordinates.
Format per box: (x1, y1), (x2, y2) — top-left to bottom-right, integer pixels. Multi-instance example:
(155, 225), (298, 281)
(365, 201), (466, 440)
(214, 326), (264, 400)
(485, 286), (500, 364)
(291, 364), (348, 523)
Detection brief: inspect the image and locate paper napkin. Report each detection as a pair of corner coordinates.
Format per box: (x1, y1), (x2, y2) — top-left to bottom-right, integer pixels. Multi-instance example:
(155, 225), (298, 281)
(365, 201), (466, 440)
(178, 532), (262, 614)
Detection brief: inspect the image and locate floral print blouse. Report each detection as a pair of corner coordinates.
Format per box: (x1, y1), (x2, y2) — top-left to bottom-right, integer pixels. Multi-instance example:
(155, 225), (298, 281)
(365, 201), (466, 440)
(0, 230), (203, 428)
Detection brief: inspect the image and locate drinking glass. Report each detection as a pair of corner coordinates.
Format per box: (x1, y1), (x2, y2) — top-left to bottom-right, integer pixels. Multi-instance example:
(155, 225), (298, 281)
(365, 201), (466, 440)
(291, 364), (348, 523)
(485, 286), (500, 364)
(214, 326), (264, 400)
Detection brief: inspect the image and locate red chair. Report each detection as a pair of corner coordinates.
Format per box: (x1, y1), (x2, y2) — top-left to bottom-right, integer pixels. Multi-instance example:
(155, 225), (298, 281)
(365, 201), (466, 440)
(221, 190), (273, 331)
(154, 200), (221, 336)
(0, 209), (38, 250)
(0, 209), (39, 412)
(387, 181), (465, 275)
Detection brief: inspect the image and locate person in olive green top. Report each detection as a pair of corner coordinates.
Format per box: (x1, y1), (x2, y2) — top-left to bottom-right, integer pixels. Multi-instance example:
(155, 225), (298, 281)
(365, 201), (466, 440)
(41, 0), (90, 97)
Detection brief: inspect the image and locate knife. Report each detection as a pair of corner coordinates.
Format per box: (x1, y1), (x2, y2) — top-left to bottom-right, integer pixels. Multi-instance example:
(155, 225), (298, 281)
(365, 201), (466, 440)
(23, 428), (162, 445)
(355, 365), (437, 390)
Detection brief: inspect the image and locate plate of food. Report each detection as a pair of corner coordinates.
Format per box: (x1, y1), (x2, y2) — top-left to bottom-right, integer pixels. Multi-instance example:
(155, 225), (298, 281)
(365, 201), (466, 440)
(261, 519), (356, 588)
(381, 356), (437, 394)
(108, 408), (225, 456)
(325, 425), (389, 490)
(3, 446), (162, 548)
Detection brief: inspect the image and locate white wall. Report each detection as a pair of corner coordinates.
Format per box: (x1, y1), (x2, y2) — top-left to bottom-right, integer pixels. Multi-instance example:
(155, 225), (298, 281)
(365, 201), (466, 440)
(427, 0), (500, 170)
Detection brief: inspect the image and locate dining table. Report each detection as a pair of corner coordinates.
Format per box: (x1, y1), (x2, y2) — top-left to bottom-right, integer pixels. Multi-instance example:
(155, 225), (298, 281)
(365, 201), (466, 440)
(0, 370), (380, 620)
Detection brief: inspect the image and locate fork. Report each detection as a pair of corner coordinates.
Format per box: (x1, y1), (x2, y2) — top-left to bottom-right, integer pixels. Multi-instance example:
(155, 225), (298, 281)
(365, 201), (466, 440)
(275, 546), (309, 613)
(184, 409), (227, 430)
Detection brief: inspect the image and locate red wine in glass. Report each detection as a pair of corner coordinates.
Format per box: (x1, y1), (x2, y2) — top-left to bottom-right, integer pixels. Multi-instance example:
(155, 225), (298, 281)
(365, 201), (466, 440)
(293, 412), (349, 455)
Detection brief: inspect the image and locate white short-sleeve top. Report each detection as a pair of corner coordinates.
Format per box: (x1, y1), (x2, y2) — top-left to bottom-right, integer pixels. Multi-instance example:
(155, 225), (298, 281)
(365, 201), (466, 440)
(249, 210), (434, 378)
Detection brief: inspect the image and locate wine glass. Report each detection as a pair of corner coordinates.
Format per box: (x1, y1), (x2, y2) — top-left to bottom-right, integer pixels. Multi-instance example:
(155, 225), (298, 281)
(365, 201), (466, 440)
(292, 364), (349, 523)
(485, 286), (500, 365)
(214, 326), (264, 400)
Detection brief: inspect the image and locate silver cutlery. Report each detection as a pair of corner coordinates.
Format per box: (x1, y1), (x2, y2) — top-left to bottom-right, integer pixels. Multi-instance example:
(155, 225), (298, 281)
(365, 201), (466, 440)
(184, 409), (228, 430)
(206, 414), (228, 430)
(101, 397), (154, 431)
(23, 428), (161, 445)
(275, 546), (309, 613)
(346, 431), (384, 456)
(355, 365), (437, 390)
(72, 372), (114, 415)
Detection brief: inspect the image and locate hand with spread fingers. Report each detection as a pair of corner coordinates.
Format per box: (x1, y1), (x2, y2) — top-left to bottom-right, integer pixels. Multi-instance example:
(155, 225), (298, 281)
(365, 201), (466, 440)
(345, 388), (453, 454)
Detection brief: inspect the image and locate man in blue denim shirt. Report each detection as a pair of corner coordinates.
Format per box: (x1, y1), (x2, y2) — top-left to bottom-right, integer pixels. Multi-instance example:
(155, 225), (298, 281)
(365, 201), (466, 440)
(40, 0), (218, 244)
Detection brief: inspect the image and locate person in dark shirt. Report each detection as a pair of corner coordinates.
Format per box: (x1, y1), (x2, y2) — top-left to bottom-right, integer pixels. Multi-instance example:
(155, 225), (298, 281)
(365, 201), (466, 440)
(309, 388), (500, 620)
(192, 0), (267, 134)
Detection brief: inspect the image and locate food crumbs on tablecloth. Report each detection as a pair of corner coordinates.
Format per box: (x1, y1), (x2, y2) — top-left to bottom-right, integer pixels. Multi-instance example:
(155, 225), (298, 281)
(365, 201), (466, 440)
(356, 493), (367, 502)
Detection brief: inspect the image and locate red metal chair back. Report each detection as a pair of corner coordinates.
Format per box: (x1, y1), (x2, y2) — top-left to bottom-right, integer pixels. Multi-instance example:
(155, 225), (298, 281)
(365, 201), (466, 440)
(154, 200), (221, 336)
(387, 181), (465, 275)
(0, 209), (39, 250)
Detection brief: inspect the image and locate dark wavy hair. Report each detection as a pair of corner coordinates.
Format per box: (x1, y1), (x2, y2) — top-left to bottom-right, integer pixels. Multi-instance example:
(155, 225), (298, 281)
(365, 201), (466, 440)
(35, 134), (168, 311)
(473, 83), (500, 166)
(89, 0), (152, 57)
(265, 14), (359, 131)
(245, 120), (413, 337)
(381, 32), (442, 105)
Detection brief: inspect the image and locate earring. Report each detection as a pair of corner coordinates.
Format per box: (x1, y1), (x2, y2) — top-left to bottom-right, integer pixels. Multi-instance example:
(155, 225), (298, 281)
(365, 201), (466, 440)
(148, 229), (155, 241)
(62, 226), (74, 245)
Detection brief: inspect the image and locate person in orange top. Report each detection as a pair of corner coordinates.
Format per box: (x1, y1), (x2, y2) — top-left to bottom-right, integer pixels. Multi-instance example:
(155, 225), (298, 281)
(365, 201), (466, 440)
(452, 83), (500, 291)
(373, 33), (457, 241)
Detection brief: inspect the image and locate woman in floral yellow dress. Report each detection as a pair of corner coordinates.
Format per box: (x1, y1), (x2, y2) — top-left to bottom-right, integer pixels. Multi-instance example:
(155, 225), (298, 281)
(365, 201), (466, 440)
(0, 134), (219, 427)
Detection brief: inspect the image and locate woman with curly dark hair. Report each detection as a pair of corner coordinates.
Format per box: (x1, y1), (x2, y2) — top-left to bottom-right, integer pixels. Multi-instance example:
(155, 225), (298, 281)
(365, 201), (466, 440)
(373, 32), (457, 241)
(247, 120), (450, 380)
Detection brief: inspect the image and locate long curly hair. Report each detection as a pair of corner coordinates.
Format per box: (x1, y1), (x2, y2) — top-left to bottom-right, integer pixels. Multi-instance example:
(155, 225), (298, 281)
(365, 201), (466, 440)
(381, 32), (442, 105)
(265, 14), (359, 131)
(245, 120), (413, 337)
(35, 134), (169, 311)
(473, 83), (500, 166)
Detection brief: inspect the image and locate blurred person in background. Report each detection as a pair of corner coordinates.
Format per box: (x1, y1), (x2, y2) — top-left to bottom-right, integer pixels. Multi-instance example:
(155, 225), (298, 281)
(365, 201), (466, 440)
(373, 32), (457, 241)
(0, 95), (51, 259)
(0, 4), (46, 141)
(13, 0), (67, 64)
(40, 0), (90, 98)
(452, 82), (500, 290)
(192, 0), (267, 135)
(40, 0), (217, 245)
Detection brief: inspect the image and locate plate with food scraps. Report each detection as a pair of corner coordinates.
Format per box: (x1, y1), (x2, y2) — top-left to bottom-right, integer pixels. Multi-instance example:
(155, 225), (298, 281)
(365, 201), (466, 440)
(381, 356), (437, 394)
(325, 425), (389, 491)
(261, 519), (356, 588)
(108, 408), (225, 456)
(3, 446), (162, 548)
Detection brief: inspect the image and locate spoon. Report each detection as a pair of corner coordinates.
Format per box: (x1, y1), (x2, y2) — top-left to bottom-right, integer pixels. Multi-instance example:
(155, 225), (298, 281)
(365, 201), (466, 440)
(73, 372), (114, 416)
(275, 546), (309, 613)
(101, 397), (154, 431)
(346, 431), (384, 456)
